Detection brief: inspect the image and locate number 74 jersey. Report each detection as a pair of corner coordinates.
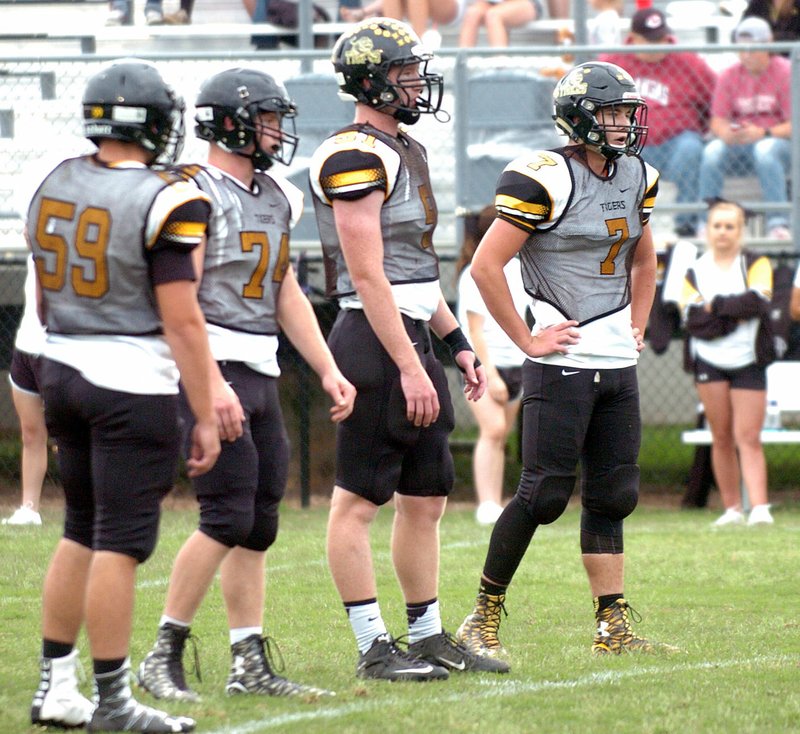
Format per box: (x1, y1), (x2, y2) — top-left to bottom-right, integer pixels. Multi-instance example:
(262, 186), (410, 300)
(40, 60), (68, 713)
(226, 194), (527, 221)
(496, 147), (659, 327)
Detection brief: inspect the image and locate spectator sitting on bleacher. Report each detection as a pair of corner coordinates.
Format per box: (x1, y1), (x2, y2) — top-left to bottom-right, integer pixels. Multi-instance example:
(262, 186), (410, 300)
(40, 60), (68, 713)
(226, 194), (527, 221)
(601, 8), (716, 238)
(699, 16), (792, 240)
(339, 1), (465, 47)
(458, 0), (542, 47)
(680, 200), (775, 527)
(106, 0), (164, 25)
(743, 0), (800, 45)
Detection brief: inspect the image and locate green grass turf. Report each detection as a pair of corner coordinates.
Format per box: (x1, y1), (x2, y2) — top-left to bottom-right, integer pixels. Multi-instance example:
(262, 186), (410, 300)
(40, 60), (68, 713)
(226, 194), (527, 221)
(1, 500), (798, 733)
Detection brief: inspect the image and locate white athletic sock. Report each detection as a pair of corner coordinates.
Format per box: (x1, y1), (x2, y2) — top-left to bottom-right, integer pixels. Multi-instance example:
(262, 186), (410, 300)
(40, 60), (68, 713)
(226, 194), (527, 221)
(346, 600), (388, 654)
(159, 615), (190, 628)
(230, 627), (262, 645)
(407, 599), (442, 644)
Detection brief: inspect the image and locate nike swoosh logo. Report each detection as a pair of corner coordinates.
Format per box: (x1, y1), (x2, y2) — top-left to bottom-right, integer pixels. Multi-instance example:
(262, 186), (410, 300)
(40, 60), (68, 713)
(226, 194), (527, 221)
(619, 187), (630, 193)
(561, 369), (580, 376)
(367, 616), (379, 622)
(395, 665), (435, 674)
(439, 657), (466, 670)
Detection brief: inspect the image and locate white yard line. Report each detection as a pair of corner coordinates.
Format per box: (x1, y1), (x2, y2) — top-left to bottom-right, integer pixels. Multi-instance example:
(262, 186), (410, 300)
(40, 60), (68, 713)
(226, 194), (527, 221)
(202, 654), (797, 734)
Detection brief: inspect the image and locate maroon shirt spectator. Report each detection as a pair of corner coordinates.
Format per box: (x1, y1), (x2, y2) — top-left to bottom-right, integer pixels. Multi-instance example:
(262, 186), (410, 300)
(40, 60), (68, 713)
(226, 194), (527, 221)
(601, 7), (716, 236)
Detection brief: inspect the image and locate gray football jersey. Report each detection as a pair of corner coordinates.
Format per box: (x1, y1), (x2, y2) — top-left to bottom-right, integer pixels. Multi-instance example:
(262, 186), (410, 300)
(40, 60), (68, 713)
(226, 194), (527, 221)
(495, 148), (659, 325)
(27, 155), (206, 336)
(309, 125), (440, 299)
(182, 165), (297, 335)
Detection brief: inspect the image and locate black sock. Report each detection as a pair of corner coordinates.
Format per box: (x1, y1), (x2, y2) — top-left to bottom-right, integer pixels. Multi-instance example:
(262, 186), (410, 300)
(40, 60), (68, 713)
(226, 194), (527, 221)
(480, 580), (507, 597)
(93, 658), (126, 676)
(596, 593), (624, 612)
(42, 640), (73, 659)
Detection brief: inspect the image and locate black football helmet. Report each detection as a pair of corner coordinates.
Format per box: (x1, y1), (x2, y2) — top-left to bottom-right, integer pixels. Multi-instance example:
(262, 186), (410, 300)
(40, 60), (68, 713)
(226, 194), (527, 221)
(194, 68), (298, 170)
(331, 17), (443, 125)
(82, 59), (185, 165)
(553, 61), (648, 160)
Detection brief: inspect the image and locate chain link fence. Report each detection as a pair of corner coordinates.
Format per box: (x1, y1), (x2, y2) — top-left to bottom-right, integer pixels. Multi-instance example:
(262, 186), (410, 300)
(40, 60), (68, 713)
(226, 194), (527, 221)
(1, 44), (799, 504)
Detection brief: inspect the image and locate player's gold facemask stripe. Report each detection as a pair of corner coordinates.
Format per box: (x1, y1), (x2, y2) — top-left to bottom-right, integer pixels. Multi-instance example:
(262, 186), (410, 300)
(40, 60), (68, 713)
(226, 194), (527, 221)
(496, 194), (547, 217)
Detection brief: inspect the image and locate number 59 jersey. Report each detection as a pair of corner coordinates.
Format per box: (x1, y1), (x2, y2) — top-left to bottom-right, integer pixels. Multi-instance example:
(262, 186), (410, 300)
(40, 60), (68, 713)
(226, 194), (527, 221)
(497, 147), (659, 327)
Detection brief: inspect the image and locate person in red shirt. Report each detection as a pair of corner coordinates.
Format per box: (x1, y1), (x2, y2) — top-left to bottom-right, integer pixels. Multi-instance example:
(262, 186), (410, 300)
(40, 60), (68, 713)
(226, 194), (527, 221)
(699, 16), (792, 239)
(601, 7), (716, 237)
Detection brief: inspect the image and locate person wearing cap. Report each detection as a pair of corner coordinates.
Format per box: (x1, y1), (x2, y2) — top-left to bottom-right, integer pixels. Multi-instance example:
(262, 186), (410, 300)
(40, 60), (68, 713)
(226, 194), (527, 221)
(601, 7), (716, 238)
(743, 0), (800, 45)
(698, 16), (792, 240)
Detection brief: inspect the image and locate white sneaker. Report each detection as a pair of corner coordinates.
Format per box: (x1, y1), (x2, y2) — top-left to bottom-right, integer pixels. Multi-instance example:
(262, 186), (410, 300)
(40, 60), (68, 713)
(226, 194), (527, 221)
(475, 501), (504, 526)
(31, 649), (95, 728)
(2, 503), (42, 525)
(105, 8), (128, 25)
(747, 504), (774, 526)
(145, 8), (164, 25)
(712, 507), (745, 527)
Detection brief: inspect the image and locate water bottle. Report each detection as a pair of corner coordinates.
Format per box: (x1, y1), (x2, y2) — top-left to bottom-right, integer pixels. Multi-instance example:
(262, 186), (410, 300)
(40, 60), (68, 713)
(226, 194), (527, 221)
(764, 400), (781, 430)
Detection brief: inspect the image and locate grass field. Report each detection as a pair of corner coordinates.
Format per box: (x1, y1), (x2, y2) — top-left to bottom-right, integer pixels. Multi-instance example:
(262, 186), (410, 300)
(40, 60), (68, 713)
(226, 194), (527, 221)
(1, 499), (798, 734)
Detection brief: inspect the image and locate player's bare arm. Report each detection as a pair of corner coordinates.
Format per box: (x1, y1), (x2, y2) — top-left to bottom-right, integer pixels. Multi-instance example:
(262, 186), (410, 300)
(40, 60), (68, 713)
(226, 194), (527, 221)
(630, 222), (657, 345)
(156, 280), (220, 477)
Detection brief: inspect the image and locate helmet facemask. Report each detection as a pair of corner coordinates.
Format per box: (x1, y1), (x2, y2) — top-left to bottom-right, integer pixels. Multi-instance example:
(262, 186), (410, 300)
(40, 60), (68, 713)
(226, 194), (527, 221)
(195, 81), (299, 171)
(368, 57), (443, 125)
(242, 98), (299, 169)
(575, 98), (649, 160)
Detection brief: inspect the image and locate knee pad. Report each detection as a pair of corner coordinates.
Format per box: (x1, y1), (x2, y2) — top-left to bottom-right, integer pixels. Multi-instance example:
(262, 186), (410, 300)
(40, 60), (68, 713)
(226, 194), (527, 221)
(241, 511), (279, 553)
(583, 463), (640, 522)
(198, 499), (255, 549)
(517, 470), (575, 525)
(63, 505), (95, 550)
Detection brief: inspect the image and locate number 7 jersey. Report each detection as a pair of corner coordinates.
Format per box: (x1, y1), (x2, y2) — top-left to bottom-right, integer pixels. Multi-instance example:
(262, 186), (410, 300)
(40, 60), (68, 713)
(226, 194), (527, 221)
(497, 147), (659, 365)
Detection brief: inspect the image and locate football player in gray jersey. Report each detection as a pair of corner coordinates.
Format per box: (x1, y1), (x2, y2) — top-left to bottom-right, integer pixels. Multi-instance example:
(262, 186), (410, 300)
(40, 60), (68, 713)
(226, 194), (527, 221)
(456, 61), (678, 663)
(310, 19), (510, 681)
(137, 67), (355, 702)
(27, 60), (220, 733)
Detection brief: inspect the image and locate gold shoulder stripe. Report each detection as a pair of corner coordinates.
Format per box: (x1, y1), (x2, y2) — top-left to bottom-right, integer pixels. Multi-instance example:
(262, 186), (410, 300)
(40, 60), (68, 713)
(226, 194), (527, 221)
(328, 168), (384, 188)
(496, 194), (547, 217)
(161, 221), (207, 239)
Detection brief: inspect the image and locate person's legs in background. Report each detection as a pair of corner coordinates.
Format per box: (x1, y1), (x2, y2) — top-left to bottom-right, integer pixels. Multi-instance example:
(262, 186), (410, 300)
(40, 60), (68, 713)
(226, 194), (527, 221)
(106, 0), (132, 25)
(484, 0), (538, 46)
(144, 0), (165, 24)
(467, 388), (519, 524)
(699, 139), (746, 210)
(644, 131), (705, 237)
(752, 138), (791, 235)
(730, 387), (771, 524)
(4, 378), (47, 526)
(696, 379), (744, 524)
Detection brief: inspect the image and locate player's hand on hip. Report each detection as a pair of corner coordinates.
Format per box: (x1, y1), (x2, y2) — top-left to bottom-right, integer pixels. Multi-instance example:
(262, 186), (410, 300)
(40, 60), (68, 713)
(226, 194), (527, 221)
(186, 419), (221, 477)
(214, 379), (245, 442)
(632, 326), (646, 353)
(528, 321), (580, 357)
(401, 368), (440, 427)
